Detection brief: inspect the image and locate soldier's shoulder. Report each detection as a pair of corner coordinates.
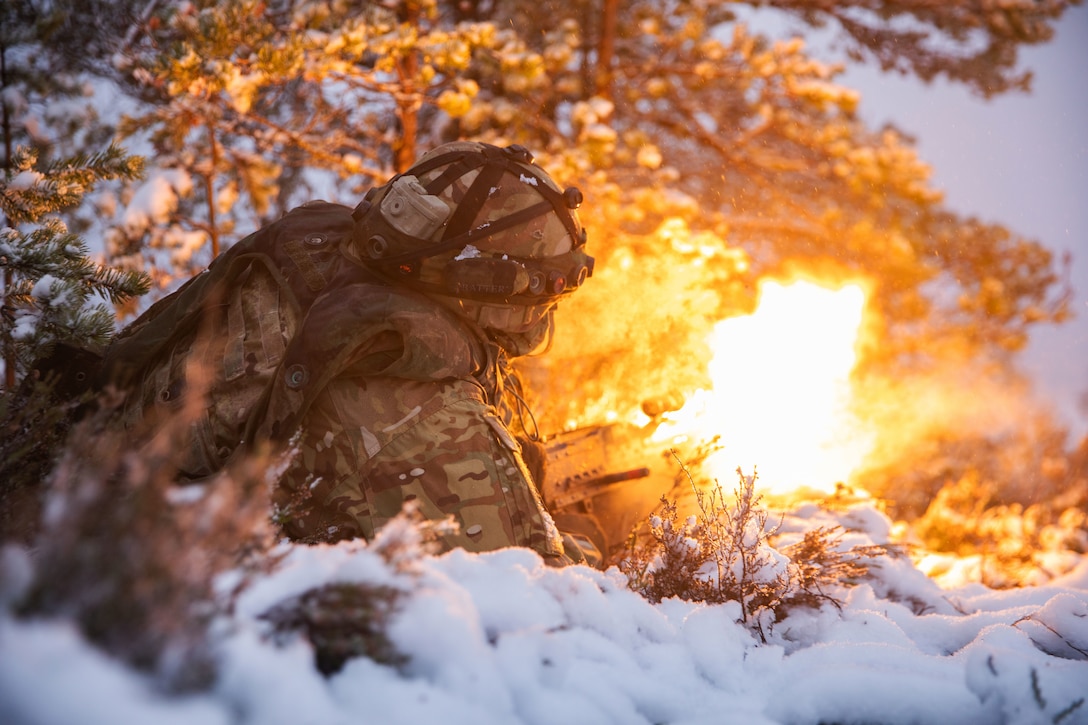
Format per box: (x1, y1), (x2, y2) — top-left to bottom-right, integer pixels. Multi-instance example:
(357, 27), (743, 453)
(225, 201), (359, 272)
(296, 199), (351, 212)
(278, 199), (354, 227)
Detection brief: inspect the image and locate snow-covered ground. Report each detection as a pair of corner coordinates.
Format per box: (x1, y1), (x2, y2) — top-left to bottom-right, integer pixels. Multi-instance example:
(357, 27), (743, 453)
(2, 502), (1087, 725)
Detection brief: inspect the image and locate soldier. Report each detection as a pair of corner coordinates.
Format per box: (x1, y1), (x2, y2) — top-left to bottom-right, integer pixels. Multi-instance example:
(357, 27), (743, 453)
(101, 141), (595, 565)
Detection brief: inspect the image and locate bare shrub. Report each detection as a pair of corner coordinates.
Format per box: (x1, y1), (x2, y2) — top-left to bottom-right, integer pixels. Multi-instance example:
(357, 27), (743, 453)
(781, 525), (888, 611)
(619, 495), (716, 604)
(622, 453), (888, 640)
(16, 392), (278, 692)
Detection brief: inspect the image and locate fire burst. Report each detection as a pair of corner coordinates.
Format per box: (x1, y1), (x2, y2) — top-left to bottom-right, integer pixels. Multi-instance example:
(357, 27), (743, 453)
(654, 278), (874, 495)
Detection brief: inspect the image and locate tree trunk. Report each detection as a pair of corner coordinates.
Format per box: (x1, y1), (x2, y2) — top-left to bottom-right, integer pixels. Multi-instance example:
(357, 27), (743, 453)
(395, 1), (422, 172)
(1, 45), (14, 390)
(205, 120), (220, 258)
(596, 0), (619, 101)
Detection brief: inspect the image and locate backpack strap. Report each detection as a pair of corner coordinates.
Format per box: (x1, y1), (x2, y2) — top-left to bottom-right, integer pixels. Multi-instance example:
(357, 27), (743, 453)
(100, 202), (356, 393)
(245, 274), (486, 445)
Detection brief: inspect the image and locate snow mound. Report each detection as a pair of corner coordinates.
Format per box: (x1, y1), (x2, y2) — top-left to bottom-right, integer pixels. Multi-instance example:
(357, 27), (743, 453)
(3, 528), (1087, 725)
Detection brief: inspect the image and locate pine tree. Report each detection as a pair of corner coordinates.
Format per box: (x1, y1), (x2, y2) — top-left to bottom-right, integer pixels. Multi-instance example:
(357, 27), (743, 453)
(104, 0), (510, 285)
(1, 0), (150, 384)
(446, 1), (1075, 440)
(0, 143), (149, 543)
(10, 0), (1075, 517)
(1, 145), (149, 386)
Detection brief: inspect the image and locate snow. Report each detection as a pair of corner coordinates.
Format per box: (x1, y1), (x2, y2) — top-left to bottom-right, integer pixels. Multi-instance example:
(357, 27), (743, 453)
(164, 225), (208, 267)
(10, 310), (40, 341)
(30, 274), (58, 301)
(121, 169), (194, 236)
(6, 170), (44, 190)
(0, 619), (228, 725)
(0, 86), (28, 117)
(454, 244), (482, 260)
(2, 504), (1086, 725)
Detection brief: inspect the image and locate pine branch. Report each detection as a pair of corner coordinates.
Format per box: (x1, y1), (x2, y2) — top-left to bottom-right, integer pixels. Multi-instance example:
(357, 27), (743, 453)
(45, 144), (146, 183)
(1, 142), (150, 383)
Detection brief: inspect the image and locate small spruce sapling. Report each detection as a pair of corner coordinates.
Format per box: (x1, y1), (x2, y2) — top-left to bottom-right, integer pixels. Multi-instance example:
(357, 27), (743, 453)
(1, 145), (149, 381)
(1, 143), (150, 542)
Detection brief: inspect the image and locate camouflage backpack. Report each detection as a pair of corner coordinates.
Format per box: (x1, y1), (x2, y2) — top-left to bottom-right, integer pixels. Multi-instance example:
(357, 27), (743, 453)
(100, 199), (493, 480)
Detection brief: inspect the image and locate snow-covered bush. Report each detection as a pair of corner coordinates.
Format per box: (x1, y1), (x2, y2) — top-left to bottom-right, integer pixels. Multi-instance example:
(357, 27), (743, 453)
(914, 471), (1088, 588)
(260, 503), (455, 676)
(621, 457), (889, 640)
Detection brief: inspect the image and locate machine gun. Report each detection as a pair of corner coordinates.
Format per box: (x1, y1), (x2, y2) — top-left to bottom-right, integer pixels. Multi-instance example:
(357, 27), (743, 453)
(540, 422), (676, 558)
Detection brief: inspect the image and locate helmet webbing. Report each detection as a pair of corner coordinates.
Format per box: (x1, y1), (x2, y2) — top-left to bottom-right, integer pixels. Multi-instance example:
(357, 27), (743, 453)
(351, 142), (593, 309)
(406, 143), (585, 255)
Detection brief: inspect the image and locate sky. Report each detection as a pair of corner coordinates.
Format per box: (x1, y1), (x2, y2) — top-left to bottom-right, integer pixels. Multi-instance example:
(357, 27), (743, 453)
(838, 4), (1088, 438)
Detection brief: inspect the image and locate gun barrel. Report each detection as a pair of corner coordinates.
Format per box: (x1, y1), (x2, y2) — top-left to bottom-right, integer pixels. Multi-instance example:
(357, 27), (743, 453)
(547, 466), (651, 509)
(584, 467), (652, 488)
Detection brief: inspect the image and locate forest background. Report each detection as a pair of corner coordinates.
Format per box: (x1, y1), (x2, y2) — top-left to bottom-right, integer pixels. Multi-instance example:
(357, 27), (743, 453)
(2, 0), (1087, 558)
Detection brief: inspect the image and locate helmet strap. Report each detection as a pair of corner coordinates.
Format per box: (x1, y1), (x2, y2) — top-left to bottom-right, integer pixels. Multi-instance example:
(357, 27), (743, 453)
(440, 161), (507, 240)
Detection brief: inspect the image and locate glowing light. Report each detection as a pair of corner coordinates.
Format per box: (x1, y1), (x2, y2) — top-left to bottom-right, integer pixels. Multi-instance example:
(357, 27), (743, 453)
(656, 279), (873, 494)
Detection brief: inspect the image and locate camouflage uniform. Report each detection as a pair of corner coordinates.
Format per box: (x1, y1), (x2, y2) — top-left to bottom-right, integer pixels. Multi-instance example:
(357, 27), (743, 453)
(105, 142), (592, 564)
(105, 200), (566, 561)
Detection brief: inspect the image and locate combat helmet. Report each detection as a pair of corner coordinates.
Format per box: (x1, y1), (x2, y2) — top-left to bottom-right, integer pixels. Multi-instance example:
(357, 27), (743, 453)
(351, 141), (593, 351)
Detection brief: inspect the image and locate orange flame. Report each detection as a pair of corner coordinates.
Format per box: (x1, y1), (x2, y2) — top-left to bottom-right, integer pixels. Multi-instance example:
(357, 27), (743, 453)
(653, 278), (874, 495)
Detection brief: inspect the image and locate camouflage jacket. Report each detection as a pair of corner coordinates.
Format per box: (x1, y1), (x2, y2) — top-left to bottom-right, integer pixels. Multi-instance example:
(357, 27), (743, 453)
(103, 201), (565, 561)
